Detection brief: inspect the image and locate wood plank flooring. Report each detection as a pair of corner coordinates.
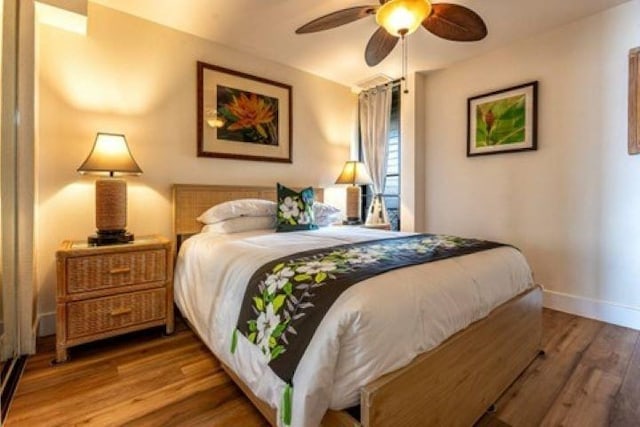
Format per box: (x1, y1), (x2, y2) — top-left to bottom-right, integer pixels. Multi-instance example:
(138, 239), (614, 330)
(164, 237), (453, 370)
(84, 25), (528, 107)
(5, 309), (640, 426)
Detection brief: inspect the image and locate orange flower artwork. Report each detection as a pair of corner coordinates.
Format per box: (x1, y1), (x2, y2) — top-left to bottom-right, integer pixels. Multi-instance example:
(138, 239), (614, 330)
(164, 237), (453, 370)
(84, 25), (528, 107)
(217, 86), (279, 145)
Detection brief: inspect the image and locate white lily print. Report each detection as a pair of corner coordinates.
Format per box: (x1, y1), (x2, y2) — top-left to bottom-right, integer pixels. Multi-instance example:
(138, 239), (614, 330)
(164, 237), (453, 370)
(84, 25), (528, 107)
(397, 242), (426, 252)
(279, 196), (299, 219)
(344, 248), (382, 265)
(256, 303), (280, 354)
(296, 260), (337, 274)
(265, 267), (295, 294)
(436, 239), (458, 249)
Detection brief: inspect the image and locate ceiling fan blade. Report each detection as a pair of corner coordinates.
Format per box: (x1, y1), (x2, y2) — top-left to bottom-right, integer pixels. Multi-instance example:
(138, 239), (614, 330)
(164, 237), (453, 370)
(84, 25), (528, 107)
(423, 3), (487, 42)
(295, 6), (377, 34)
(365, 27), (399, 67)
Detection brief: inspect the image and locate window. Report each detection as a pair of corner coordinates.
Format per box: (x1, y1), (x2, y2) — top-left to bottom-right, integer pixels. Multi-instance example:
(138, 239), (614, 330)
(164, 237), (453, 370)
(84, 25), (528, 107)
(361, 85), (401, 230)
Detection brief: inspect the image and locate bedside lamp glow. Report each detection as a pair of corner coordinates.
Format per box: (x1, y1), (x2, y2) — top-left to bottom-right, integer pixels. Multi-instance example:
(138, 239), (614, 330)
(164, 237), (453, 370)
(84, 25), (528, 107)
(335, 161), (372, 225)
(77, 132), (142, 245)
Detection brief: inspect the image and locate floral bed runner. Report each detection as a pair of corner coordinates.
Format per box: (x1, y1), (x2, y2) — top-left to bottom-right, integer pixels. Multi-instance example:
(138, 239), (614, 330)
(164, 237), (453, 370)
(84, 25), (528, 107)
(233, 234), (507, 385)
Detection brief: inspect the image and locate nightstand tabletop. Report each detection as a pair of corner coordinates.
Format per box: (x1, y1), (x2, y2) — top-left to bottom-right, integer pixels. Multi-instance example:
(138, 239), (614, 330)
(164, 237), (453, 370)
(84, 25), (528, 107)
(59, 235), (170, 254)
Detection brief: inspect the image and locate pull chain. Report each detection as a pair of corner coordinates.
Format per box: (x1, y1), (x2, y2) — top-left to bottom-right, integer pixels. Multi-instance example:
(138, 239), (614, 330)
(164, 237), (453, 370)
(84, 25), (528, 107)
(401, 33), (409, 94)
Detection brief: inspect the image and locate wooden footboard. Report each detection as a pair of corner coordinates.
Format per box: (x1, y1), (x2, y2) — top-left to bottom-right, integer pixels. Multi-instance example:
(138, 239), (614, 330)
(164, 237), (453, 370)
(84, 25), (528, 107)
(360, 285), (543, 427)
(220, 286), (542, 427)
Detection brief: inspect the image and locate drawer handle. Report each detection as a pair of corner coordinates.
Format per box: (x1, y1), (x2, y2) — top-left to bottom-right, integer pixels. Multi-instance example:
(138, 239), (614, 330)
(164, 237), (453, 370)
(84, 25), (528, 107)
(110, 308), (132, 317)
(109, 267), (131, 275)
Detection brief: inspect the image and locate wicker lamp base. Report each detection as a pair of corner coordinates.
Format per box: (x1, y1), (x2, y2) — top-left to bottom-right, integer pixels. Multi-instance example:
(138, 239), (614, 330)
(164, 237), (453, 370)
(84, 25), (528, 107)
(90, 178), (133, 246)
(344, 185), (363, 225)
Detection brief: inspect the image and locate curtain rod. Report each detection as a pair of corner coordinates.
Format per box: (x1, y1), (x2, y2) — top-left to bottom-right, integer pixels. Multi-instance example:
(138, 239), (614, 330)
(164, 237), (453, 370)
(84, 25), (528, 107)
(360, 79), (402, 94)
(360, 78), (408, 94)
(378, 79), (402, 89)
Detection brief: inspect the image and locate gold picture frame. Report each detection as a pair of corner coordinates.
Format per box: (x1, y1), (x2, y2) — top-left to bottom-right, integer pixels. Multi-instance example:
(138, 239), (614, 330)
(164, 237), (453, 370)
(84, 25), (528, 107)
(197, 61), (292, 163)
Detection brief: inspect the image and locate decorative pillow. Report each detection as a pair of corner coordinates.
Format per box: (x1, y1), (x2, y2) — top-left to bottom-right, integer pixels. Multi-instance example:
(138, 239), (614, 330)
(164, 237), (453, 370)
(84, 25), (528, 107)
(313, 202), (342, 227)
(197, 199), (276, 224)
(276, 184), (318, 232)
(201, 216), (276, 234)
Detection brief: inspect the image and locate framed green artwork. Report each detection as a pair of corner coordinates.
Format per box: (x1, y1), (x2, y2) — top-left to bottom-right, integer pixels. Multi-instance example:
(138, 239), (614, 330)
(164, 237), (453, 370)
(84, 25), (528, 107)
(197, 61), (292, 163)
(467, 81), (538, 157)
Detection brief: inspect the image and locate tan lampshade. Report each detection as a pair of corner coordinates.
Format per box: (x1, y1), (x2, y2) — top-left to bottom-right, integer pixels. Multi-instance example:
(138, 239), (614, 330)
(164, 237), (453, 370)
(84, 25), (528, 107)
(78, 133), (141, 245)
(376, 0), (432, 37)
(335, 161), (373, 186)
(335, 161), (372, 223)
(77, 133), (142, 176)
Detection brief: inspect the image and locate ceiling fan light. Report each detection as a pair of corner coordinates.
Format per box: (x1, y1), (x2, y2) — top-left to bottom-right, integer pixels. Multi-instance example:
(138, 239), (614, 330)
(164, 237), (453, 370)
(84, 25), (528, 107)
(376, 0), (431, 37)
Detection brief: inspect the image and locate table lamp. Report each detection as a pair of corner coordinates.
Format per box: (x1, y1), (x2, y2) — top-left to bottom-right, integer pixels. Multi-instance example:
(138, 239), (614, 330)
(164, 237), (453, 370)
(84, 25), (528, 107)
(77, 132), (142, 245)
(335, 161), (372, 225)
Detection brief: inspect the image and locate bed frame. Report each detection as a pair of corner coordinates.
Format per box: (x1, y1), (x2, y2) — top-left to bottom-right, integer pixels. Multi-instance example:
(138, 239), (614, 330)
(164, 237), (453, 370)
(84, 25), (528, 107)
(172, 184), (543, 427)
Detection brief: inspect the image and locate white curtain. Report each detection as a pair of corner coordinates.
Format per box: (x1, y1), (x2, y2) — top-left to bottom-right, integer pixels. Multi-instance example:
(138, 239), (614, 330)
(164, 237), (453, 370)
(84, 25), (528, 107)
(359, 85), (392, 225)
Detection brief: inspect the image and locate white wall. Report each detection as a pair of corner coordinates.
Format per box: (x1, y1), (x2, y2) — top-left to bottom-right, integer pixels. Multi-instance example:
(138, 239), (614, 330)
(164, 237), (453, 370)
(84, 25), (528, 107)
(423, 0), (640, 328)
(399, 72), (426, 233)
(36, 3), (355, 334)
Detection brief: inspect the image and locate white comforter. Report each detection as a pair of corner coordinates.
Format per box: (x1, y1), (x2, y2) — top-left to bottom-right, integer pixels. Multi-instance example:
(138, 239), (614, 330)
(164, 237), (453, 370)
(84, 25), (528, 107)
(174, 227), (534, 427)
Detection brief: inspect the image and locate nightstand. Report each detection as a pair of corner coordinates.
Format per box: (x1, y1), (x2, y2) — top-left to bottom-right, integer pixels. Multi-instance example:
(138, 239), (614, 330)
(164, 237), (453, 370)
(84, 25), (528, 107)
(55, 235), (174, 363)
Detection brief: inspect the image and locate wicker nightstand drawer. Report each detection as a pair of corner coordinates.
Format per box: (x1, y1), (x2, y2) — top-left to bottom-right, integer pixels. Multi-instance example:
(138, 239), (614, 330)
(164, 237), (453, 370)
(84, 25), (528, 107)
(66, 249), (167, 293)
(66, 288), (166, 339)
(56, 235), (174, 363)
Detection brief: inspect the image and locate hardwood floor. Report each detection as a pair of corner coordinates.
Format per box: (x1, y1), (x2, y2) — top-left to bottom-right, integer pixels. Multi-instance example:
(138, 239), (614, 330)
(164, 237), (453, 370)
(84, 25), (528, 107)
(479, 310), (640, 426)
(5, 309), (640, 426)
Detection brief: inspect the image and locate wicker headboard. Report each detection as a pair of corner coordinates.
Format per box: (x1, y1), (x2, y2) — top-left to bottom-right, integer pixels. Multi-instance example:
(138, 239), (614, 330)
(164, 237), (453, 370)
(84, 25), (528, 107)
(172, 184), (325, 242)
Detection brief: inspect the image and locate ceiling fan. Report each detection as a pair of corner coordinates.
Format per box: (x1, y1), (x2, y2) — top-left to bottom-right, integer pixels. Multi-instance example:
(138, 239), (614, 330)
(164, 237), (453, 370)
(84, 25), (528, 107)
(295, 0), (487, 67)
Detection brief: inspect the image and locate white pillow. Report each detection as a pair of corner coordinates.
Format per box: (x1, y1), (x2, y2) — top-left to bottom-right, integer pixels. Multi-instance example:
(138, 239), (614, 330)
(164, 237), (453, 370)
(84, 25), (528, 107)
(197, 199), (277, 224)
(201, 216), (276, 234)
(314, 202), (342, 227)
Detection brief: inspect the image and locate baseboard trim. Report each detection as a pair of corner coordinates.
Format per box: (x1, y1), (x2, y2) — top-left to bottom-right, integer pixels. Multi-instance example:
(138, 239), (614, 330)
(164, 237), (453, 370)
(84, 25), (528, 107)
(543, 290), (640, 331)
(37, 312), (56, 337)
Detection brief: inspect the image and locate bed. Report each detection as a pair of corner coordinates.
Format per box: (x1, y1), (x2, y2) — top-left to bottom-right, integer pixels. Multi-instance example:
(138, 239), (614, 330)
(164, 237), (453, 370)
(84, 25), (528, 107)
(172, 184), (543, 427)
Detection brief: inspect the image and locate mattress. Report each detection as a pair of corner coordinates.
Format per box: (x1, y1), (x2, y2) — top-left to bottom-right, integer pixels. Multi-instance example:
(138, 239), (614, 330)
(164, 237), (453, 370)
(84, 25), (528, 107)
(174, 227), (534, 426)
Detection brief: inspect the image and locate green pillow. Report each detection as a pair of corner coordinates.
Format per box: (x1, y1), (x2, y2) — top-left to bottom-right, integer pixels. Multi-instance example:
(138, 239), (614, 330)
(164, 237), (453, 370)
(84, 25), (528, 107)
(276, 184), (318, 232)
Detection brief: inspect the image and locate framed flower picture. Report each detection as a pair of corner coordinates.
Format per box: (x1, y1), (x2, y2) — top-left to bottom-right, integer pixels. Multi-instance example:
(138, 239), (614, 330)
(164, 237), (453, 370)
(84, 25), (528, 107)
(197, 61), (292, 163)
(467, 81), (538, 157)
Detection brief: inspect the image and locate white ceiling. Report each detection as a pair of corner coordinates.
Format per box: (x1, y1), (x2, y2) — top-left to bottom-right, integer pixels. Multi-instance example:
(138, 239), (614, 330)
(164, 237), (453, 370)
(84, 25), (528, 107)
(90, 0), (631, 88)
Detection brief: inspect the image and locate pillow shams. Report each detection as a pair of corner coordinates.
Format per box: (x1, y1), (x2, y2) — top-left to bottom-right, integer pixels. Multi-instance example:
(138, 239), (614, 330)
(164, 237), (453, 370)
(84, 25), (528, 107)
(197, 199), (276, 224)
(314, 202), (342, 227)
(196, 191), (341, 229)
(201, 216), (275, 234)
